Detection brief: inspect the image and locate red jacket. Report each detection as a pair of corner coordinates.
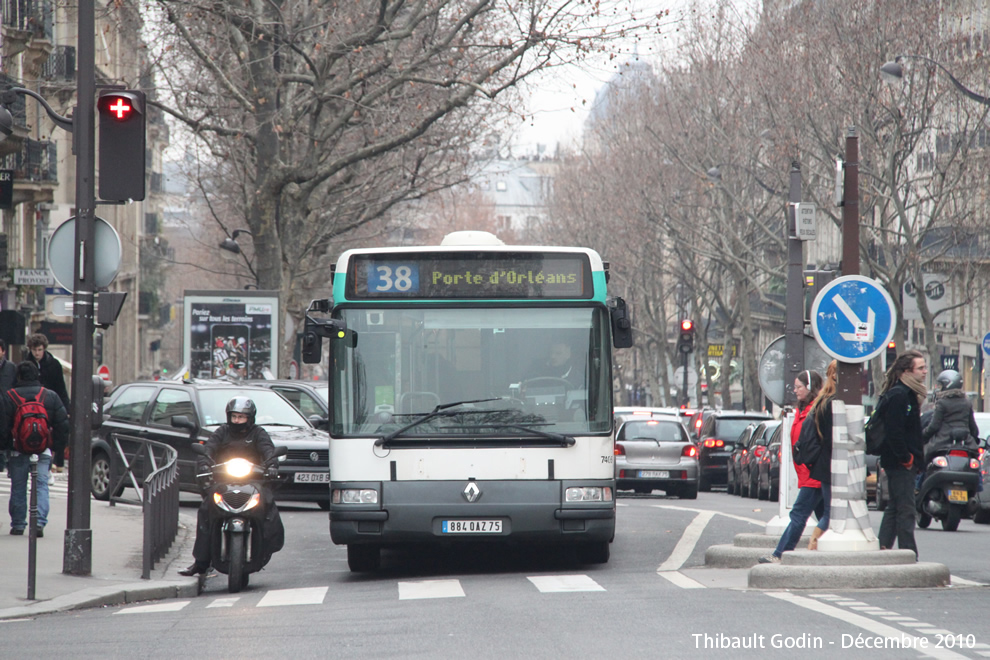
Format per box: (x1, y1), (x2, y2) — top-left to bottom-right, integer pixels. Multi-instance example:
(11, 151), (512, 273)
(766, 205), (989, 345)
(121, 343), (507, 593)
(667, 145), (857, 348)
(792, 403), (821, 489)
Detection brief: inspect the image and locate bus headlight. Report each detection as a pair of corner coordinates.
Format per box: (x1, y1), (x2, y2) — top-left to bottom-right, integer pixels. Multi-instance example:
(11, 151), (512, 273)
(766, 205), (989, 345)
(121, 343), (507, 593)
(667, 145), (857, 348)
(565, 487), (613, 502)
(333, 488), (379, 504)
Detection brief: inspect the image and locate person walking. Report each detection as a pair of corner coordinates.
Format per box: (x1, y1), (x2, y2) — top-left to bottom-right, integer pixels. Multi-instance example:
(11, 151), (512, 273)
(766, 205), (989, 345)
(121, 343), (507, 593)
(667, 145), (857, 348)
(25, 333), (69, 411)
(0, 339), (15, 474)
(877, 350), (927, 557)
(0, 361), (70, 536)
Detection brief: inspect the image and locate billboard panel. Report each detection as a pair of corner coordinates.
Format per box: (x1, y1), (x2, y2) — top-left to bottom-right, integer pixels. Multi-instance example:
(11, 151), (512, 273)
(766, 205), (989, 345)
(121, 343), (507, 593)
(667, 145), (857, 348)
(183, 291), (279, 379)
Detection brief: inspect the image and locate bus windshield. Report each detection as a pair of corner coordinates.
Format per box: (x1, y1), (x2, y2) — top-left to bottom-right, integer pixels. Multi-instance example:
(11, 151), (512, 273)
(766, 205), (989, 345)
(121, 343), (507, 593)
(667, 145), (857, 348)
(330, 305), (611, 438)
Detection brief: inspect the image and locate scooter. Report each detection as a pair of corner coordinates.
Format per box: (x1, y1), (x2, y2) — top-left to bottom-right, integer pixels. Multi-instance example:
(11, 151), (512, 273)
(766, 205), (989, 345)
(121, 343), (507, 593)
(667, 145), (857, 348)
(917, 431), (981, 532)
(192, 443), (287, 592)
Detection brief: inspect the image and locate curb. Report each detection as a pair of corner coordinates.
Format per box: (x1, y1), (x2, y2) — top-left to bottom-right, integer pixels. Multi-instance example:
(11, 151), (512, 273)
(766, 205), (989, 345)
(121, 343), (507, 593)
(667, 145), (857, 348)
(0, 578), (200, 620)
(748, 562), (951, 589)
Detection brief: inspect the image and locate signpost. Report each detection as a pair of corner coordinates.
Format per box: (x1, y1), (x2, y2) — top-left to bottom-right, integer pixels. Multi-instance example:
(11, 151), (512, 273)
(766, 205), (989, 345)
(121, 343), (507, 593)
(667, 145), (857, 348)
(811, 275), (896, 364)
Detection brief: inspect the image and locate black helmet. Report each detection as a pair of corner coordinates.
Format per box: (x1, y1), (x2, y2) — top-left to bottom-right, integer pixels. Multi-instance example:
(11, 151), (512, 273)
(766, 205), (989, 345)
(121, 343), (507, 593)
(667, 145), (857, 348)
(935, 369), (962, 392)
(226, 396), (257, 424)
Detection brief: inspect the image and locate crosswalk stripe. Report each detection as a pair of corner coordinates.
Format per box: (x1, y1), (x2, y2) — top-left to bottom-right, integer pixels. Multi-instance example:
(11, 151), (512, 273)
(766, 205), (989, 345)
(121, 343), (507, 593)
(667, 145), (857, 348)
(116, 601), (191, 614)
(256, 586), (327, 607)
(527, 575), (605, 593)
(207, 597), (240, 608)
(398, 579), (465, 600)
(657, 571), (705, 589)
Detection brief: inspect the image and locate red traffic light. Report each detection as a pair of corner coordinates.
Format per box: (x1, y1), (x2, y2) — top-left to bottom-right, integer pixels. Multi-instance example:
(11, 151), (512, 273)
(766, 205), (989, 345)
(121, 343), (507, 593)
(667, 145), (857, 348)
(887, 340), (896, 349)
(97, 91), (143, 122)
(680, 319), (694, 332)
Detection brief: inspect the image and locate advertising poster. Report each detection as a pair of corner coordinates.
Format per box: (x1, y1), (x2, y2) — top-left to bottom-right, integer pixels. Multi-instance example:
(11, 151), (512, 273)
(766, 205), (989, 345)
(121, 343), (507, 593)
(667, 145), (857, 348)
(183, 290), (279, 379)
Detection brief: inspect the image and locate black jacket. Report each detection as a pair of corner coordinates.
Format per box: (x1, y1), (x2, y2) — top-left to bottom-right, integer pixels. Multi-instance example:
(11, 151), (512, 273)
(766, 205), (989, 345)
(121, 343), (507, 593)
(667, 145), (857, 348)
(28, 350), (70, 411)
(922, 390), (979, 459)
(807, 397), (834, 485)
(880, 381), (924, 471)
(0, 382), (71, 454)
(198, 423), (276, 473)
(0, 358), (15, 393)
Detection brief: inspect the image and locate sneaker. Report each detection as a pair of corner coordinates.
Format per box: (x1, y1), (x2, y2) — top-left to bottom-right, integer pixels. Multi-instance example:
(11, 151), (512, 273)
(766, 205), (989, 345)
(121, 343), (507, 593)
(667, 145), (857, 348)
(10, 528), (24, 536)
(35, 527), (44, 538)
(757, 554), (780, 564)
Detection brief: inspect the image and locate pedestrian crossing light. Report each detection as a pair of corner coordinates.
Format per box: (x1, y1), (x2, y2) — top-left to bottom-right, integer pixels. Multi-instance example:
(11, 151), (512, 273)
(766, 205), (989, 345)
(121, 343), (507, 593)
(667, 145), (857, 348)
(886, 340), (897, 369)
(677, 319), (696, 354)
(98, 89), (146, 202)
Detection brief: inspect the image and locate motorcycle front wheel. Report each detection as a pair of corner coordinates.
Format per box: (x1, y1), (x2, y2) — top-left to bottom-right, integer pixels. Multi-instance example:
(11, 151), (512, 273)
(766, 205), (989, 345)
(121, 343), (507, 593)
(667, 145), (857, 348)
(228, 533), (246, 593)
(917, 511), (932, 529)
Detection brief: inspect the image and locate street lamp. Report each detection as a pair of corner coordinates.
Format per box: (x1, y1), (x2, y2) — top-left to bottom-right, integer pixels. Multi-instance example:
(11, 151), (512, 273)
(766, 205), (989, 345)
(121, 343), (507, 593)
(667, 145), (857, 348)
(219, 228), (253, 254)
(880, 55), (990, 106)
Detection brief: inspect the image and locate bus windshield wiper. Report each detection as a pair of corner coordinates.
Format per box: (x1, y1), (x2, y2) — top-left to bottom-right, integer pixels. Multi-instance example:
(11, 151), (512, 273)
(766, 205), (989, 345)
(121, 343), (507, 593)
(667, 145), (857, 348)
(466, 423), (576, 447)
(375, 398), (502, 445)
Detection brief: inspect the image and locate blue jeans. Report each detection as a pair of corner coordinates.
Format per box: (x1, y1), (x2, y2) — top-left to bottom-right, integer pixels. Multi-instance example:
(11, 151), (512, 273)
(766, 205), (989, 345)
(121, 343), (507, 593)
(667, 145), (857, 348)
(772, 484), (831, 558)
(8, 452), (51, 530)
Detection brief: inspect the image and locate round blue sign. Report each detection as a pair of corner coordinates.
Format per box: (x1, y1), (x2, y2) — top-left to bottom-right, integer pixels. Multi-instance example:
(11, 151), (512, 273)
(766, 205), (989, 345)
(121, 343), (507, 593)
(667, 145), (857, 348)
(983, 332), (990, 357)
(811, 275), (897, 363)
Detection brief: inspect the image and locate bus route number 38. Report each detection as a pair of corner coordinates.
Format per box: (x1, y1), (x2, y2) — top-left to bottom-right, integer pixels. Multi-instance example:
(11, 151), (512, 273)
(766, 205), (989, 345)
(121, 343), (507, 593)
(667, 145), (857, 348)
(369, 263), (419, 293)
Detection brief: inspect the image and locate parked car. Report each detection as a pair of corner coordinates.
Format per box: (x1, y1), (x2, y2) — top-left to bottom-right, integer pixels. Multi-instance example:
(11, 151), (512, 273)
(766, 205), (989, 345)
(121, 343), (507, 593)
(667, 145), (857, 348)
(687, 408), (716, 441)
(966, 413), (990, 523)
(757, 423), (782, 501)
(726, 424), (758, 496)
(91, 379), (330, 508)
(247, 379), (329, 430)
(739, 421), (780, 499)
(614, 416), (699, 498)
(696, 410), (772, 491)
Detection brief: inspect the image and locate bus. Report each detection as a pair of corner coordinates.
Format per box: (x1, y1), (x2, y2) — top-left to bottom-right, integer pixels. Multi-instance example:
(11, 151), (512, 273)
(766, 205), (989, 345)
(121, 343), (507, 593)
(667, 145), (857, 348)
(303, 231), (632, 571)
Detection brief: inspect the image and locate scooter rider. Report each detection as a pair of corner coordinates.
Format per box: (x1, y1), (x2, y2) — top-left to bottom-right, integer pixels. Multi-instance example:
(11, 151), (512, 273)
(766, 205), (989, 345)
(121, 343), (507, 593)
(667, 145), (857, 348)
(922, 369), (979, 461)
(180, 397), (279, 576)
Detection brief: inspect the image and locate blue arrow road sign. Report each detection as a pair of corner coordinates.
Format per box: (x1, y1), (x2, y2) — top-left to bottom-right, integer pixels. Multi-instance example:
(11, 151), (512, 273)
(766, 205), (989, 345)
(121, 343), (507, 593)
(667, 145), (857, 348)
(811, 275), (896, 363)
(983, 332), (990, 357)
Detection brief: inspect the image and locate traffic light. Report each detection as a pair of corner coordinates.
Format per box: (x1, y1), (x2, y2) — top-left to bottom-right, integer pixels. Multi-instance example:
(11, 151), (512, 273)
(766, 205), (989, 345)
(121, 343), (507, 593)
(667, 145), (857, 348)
(98, 89), (146, 201)
(886, 340), (897, 369)
(803, 267), (837, 321)
(676, 319), (695, 354)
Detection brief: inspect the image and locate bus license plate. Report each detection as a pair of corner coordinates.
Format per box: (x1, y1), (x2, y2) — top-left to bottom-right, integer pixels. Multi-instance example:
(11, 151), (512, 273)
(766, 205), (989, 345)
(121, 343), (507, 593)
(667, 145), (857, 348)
(293, 472), (330, 483)
(442, 520), (502, 534)
(947, 489), (968, 503)
(639, 470), (669, 479)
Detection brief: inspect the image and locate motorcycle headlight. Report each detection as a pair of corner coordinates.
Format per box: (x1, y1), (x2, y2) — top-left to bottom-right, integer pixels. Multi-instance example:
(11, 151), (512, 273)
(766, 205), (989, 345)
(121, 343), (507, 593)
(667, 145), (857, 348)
(225, 458), (254, 478)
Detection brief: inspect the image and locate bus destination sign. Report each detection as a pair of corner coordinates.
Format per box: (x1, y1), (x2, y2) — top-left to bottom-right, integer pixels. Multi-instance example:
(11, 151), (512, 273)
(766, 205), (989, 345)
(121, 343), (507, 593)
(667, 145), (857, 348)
(349, 252), (592, 299)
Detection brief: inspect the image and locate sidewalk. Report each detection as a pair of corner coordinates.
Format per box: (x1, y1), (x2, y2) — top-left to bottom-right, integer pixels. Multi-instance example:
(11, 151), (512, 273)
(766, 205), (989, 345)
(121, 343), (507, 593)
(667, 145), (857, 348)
(0, 470), (200, 620)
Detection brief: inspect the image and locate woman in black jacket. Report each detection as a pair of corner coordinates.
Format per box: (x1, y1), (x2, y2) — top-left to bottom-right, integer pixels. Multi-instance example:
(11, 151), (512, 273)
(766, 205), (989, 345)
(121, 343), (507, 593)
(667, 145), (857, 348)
(803, 360), (837, 550)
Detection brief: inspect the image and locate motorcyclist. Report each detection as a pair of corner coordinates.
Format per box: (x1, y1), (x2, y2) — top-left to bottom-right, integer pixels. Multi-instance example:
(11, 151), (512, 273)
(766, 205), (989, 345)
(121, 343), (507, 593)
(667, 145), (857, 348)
(179, 396), (280, 576)
(922, 370), (979, 461)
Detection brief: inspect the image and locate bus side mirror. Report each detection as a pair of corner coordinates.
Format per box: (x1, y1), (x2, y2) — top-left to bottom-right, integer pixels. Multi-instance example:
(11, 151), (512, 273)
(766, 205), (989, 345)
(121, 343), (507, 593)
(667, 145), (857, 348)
(302, 329), (322, 364)
(610, 297), (633, 349)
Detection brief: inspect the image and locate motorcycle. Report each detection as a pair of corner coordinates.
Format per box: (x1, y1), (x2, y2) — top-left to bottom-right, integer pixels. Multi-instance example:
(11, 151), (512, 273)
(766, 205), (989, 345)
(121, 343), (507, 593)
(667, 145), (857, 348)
(917, 431), (981, 532)
(192, 443), (287, 592)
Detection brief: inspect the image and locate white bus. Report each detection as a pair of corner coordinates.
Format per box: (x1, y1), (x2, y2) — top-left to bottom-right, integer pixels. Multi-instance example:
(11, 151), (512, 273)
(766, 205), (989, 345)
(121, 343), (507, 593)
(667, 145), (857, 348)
(303, 232), (632, 571)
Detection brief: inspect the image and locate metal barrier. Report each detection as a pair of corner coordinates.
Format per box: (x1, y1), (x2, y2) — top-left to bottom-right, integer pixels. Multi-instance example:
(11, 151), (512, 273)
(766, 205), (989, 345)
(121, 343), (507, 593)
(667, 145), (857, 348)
(108, 434), (180, 579)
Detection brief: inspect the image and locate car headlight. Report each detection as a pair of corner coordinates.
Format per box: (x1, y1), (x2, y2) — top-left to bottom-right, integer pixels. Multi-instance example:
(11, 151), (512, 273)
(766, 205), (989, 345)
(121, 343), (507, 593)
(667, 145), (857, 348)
(565, 487), (613, 502)
(225, 458), (254, 478)
(333, 488), (378, 504)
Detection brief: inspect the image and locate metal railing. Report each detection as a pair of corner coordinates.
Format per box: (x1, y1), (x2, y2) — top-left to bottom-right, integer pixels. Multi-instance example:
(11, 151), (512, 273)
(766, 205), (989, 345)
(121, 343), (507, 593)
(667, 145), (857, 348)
(42, 45), (76, 81)
(108, 434), (180, 579)
(0, 0), (53, 39)
(0, 138), (57, 183)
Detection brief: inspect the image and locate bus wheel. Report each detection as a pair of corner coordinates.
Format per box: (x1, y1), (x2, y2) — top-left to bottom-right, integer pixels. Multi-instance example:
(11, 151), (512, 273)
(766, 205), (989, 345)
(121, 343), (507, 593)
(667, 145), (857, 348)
(576, 541), (610, 564)
(347, 544), (381, 572)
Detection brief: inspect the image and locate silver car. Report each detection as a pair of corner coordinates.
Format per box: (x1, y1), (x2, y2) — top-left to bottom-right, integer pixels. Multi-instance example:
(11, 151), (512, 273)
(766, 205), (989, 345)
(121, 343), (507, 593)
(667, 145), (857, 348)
(614, 417), (699, 499)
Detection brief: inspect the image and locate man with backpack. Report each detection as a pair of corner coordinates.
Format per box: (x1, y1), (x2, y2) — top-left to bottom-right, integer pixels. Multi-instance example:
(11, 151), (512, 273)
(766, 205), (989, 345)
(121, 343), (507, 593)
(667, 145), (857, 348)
(1, 361), (69, 536)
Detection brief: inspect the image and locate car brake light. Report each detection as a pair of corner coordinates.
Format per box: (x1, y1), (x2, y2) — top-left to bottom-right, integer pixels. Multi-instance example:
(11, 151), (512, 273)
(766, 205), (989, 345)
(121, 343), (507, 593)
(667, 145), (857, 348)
(754, 446), (765, 458)
(949, 450), (968, 457)
(614, 443), (625, 456)
(682, 445), (698, 458)
(695, 419), (702, 430)
(741, 449), (747, 456)
(970, 459), (981, 470)
(703, 438), (724, 448)
(777, 450), (781, 460)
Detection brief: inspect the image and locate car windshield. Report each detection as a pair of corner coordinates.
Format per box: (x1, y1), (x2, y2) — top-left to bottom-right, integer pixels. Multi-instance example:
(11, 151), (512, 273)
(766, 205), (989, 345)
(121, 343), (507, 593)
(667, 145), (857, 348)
(621, 420), (687, 443)
(716, 418), (766, 442)
(330, 305), (612, 437)
(199, 388), (310, 428)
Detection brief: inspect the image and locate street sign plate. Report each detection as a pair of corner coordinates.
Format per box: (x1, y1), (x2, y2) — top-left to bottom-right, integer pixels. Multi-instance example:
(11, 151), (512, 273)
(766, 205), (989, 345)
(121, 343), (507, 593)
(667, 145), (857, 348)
(795, 203), (816, 241)
(811, 275), (896, 363)
(14, 269), (54, 286)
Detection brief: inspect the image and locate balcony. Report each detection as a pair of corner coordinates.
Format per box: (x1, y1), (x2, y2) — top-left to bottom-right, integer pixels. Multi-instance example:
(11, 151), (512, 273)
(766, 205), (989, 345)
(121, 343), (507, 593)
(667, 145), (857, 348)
(41, 45), (75, 82)
(1, 0), (53, 39)
(0, 138), (57, 205)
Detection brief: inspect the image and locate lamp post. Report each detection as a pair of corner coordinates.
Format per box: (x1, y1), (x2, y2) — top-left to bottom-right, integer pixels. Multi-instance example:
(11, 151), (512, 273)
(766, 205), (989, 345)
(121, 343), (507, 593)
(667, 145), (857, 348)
(880, 55), (990, 106)
(218, 228), (259, 288)
(0, 0), (97, 575)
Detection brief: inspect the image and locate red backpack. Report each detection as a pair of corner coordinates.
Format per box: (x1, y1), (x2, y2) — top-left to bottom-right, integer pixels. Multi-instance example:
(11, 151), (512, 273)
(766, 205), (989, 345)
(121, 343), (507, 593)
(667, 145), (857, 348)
(9, 388), (52, 454)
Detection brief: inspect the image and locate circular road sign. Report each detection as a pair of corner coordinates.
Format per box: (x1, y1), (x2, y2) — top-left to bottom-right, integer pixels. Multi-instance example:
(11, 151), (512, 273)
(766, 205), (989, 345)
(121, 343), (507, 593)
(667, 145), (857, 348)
(97, 364), (111, 381)
(758, 334), (834, 407)
(983, 332), (990, 357)
(47, 216), (122, 292)
(811, 275), (896, 364)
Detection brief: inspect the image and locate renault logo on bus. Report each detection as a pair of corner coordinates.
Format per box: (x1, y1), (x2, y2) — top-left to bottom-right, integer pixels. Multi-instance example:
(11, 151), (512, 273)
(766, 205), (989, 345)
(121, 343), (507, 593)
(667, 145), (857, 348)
(463, 482), (481, 502)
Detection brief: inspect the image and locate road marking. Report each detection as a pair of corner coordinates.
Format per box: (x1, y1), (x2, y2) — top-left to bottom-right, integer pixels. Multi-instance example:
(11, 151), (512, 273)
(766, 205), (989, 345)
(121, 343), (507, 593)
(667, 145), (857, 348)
(256, 586), (328, 607)
(916, 629), (953, 635)
(654, 504), (764, 526)
(657, 571), (706, 589)
(207, 597), (240, 608)
(767, 593), (969, 660)
(657, 510), (715, 572)
(950, 575), (985, 586)
(527, 575), (605, 593)
(900, 621), (936, 628)
(116, 601), (191, 614)
(398, 579), (465, 600)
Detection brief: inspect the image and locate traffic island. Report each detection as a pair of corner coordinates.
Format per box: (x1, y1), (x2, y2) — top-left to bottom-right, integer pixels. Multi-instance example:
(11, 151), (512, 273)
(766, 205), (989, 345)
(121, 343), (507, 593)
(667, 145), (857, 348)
(749, 549), (950, 589)
(704, 533), (812, 568)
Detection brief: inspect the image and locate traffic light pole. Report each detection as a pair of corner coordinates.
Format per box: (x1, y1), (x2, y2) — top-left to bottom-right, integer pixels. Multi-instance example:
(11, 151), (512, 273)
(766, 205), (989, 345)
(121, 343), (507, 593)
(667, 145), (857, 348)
(837, 127), (860, 405)
(784, 162), (804, 406)
(682, 351), (690, 407)
(64, 0), (96, 575)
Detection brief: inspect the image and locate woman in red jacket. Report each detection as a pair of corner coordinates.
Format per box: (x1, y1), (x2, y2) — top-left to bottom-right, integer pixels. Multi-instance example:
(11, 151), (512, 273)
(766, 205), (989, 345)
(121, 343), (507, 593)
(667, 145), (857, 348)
(759, 369), (826, 563)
